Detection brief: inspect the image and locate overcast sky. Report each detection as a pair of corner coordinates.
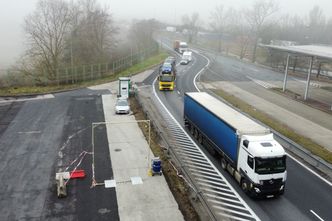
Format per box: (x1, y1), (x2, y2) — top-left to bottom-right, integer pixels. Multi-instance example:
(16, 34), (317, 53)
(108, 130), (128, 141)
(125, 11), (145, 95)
(1, 0), (332, 68)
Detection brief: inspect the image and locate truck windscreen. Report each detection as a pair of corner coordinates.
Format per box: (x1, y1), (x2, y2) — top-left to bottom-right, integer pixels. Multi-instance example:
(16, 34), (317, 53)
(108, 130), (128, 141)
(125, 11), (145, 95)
(255, 156), (286, 174)
(160, 75), (174, 82)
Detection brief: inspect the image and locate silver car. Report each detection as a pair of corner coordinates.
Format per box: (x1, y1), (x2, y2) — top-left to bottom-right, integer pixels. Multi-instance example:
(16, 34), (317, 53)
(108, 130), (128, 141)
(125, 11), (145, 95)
(115, 99), (130, 114)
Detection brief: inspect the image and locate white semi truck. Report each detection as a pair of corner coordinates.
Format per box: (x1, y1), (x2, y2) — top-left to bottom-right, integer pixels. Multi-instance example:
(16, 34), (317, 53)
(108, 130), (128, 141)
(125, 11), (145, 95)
(184, 92), (287, 197)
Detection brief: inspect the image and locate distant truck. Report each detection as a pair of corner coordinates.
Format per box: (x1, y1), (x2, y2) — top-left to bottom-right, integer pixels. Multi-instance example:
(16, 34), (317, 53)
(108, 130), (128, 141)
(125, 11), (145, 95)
(179, 42), (188, 54)
(166, 26), (176, 32)
(173, 40), (180, 52)
(158, 62), (176, 91)
(184, 92), (287, 197)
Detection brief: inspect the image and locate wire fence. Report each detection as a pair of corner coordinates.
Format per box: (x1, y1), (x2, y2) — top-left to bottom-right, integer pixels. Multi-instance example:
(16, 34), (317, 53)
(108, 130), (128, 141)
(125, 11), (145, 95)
(1, 45), (159, 87)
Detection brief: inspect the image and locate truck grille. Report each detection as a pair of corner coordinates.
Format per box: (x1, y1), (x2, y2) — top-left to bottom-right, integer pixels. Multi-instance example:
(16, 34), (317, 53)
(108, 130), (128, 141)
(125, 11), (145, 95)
(261, 178), (283, 191)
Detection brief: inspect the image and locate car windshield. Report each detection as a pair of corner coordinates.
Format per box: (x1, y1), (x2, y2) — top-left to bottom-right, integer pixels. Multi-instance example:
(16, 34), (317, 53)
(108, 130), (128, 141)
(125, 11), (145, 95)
(160, 75), (174, 82)
(163, 63), (172, 68)
(166, 57), (175, 62)
(116, 100), (128, 106)
(255, 156), (286, 174)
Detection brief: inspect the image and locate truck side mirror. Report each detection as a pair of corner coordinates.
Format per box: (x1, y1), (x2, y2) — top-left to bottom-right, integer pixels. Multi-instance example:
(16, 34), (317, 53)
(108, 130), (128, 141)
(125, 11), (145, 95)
(243, 140), (249, 148)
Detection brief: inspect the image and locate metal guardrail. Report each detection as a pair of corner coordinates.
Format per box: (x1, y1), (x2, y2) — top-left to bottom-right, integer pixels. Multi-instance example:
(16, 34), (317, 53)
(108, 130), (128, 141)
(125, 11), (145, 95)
(135, 86), (260, 221)
(134, 88), (217, 221)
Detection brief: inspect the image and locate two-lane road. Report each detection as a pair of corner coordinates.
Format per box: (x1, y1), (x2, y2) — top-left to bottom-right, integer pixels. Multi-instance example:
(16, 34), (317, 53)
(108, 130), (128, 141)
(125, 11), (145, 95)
(150, 48), (332, 221)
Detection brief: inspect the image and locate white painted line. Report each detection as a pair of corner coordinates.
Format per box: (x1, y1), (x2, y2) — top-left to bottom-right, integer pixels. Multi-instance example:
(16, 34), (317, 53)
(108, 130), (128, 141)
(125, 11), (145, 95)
(287, 153), (332, 187)
(131, 176), (143, 185)
(193, 52), (210, 92)
(153, 61), (261, 221)
(246, 76), (275, 89)
(310, 210), (325, 221)
(105, 179), (116, 188)
(18, 131), (41, 134)
(292, 77), (321, 88)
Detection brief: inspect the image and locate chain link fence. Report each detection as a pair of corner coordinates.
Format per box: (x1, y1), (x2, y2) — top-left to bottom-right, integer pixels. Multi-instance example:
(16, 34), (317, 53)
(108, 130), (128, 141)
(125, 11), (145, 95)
(1, 44), (159, 87)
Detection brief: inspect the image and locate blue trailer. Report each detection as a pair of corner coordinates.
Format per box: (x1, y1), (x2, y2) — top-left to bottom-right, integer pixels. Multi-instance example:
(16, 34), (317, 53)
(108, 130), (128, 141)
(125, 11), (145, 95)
(184, 92), (287, 197)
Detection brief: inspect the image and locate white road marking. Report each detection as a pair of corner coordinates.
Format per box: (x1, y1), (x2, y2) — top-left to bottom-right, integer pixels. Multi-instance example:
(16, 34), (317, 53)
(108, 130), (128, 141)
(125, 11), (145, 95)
(193, 53), (210, 91)
(286, 153), (332, 187)
(292, 77), (321, 88)
(18, 131), (41, 134)
(310, 210), (325, 221)
(246, 76), (276, 89)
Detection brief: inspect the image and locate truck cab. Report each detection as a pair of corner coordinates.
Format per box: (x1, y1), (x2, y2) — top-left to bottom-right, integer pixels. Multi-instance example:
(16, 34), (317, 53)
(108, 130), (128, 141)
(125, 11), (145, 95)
(159, 63), (176, 91)
(237, 134), (287, 196)
(179, 42), (188, 54)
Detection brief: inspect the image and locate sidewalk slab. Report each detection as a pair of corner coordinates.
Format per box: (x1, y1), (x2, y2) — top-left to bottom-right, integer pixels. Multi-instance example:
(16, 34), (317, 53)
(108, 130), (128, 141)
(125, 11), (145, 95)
(102, 94), (184, 221)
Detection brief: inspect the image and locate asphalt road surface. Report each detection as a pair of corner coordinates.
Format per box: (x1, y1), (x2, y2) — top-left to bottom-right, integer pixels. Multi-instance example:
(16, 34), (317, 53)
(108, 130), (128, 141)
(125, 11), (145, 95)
(0, 89), (119, 220)
(149, 49), (332, 221)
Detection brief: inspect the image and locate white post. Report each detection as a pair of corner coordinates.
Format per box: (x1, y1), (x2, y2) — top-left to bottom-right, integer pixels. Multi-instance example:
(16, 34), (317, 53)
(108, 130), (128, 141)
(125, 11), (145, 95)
(283, 54), (290, 92)
(304, 56), (313, 100)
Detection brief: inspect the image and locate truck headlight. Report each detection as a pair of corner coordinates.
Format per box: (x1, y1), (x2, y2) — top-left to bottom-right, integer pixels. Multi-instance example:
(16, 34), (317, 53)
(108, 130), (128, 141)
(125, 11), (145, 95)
(254, 187), (261, 193)
(279, 185), (284, 191)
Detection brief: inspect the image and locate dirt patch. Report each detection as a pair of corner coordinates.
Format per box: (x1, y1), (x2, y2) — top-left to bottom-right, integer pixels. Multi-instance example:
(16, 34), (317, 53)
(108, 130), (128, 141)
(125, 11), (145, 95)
(129, 96), (200, 221)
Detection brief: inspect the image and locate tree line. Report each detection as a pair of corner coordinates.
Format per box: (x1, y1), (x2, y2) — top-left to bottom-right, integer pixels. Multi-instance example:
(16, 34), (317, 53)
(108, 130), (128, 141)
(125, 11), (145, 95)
(181, 0), (332, 63)
(13, 0), (159, 85)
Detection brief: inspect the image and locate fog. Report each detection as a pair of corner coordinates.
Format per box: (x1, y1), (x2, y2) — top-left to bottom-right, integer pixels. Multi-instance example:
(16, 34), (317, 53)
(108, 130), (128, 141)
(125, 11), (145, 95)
(0, 0), (332, 69)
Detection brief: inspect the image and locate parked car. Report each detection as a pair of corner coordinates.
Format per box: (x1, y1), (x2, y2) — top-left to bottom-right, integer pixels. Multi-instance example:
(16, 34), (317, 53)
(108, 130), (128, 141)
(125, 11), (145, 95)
(115, 99), (130, 114)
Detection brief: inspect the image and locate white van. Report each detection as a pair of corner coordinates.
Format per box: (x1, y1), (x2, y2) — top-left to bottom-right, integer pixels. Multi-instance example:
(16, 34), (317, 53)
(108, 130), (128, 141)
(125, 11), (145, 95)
(180, 51), (192, 65)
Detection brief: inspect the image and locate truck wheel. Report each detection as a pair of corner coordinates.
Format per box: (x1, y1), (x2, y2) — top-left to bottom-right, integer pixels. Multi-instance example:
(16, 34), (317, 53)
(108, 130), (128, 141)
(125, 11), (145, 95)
(241, 179), (249, 193)
(221, 158), (227, 170)
(194, 129), (199, 139)
(198, 133), (203, 144)
(190, 125), (195, 135)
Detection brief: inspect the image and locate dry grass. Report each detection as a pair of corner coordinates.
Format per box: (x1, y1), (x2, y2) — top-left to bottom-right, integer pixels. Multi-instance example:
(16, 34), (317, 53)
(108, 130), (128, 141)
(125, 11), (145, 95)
(0, 52), (168, 96)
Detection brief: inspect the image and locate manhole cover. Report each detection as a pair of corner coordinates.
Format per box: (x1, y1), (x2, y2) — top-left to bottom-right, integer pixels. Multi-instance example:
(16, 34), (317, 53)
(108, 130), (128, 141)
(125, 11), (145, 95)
(114, 148), (122, 152)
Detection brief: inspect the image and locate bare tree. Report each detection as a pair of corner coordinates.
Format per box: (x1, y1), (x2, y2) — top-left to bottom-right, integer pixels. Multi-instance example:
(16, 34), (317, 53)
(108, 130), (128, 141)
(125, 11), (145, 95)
(128, 19), (160, 50)
(24, 0), (71, 79)
(306, 5), (326, 44)
(182, 12), (200, 43)
(210, 5), (229, 52)
(246, 0), (279, 62)
(69, 0), (117, 64)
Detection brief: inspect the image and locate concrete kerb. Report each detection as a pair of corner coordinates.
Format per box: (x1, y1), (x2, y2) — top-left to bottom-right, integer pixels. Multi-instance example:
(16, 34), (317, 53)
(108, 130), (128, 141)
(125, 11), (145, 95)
(100, 92), (184, 221)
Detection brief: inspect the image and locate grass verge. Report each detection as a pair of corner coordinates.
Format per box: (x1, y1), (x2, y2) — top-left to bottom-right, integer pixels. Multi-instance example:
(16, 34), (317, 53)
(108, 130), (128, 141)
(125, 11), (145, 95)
(212, 89), (332, 164)
(129, 96), (200, 221)
(0, 51), (168, 96)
